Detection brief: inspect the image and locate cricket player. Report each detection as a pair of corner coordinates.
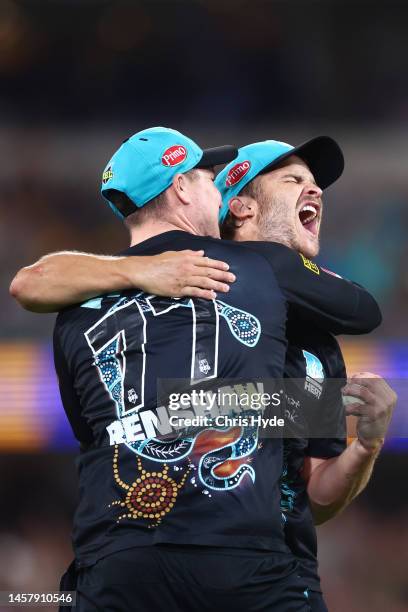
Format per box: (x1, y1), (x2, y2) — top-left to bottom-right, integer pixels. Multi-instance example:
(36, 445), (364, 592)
(214, 141), (397, 610)
(11, 127), (385, 611)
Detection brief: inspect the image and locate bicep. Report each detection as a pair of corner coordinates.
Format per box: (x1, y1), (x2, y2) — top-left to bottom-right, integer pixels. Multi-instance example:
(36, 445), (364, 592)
(301, 456), (328, 483)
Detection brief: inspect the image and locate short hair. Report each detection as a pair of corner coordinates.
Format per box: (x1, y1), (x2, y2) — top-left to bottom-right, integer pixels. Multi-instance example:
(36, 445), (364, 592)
(123, 191), (169, 230)
(238, 178), (261, 201)
(220, 176), (261, 240)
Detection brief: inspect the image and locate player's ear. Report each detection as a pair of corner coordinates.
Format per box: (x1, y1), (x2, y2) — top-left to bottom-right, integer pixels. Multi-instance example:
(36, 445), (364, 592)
(172, 172), (191, 205)
(229, 196), (255, 221)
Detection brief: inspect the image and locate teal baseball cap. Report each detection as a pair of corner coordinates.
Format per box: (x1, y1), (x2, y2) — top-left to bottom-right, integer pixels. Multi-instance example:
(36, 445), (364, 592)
(101, 126), (238, 219)
(215, 136), (344, 223)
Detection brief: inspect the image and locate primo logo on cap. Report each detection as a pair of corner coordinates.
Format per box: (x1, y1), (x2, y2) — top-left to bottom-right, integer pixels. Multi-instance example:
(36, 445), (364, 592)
(225, 161), (251, 187)
(162, 145), (187, 167)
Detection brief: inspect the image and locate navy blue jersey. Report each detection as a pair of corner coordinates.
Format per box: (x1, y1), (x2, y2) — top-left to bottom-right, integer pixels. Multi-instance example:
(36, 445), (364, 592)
(281, 326), (347, 592)
(53, 231), (379, 567)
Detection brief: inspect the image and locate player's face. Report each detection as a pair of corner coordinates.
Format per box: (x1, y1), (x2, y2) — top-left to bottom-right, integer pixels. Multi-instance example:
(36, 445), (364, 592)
(189, 168), (222, 238)
(255, 156), (323, 258)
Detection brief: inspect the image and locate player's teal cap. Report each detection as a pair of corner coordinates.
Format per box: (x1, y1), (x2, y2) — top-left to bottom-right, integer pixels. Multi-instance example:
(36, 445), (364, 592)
(215, 136), (344, 223)
(101, 126), (238, 219)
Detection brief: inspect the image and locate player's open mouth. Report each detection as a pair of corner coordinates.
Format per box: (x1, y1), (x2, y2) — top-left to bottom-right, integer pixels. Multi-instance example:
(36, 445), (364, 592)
(298, 202), (320, 237)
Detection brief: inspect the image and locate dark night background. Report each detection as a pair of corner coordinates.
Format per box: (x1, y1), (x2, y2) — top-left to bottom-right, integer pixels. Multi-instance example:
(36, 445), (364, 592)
(1, 2), (407, 610)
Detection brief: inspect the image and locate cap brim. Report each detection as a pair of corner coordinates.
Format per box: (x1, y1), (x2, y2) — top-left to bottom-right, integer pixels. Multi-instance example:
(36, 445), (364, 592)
(261, 136), (344, 190)
(196, 145), (238, 168)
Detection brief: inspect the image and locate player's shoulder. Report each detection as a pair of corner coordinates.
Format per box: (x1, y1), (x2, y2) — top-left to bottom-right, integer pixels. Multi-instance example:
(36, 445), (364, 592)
(189, 234), (273, 257)
(242, 240), (294, 256)
(181, 234), (283, 271)
(241, 240), (308, 270)
(55, 293), (129, 331)
(121, 230), (272, 266)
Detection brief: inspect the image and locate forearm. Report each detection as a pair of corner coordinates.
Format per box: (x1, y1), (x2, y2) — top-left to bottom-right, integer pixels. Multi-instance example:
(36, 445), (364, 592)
(307, 438), (382, 524)
(249, 242), (382, 334)
(10, 252), (133, 312)
(10, 249), (235, 312)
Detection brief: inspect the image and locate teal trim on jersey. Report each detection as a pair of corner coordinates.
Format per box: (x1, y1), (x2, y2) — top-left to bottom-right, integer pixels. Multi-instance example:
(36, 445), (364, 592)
(280, 444), (297, 514)
(215, 140), (294, 223)
(101, 127), (204, 219)
(81, 297), (103, 310)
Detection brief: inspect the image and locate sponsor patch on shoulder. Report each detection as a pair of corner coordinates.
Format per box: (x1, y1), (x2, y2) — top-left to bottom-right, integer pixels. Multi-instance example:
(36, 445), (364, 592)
(300, 253), (319, 275)
(102, 165), (114, 184)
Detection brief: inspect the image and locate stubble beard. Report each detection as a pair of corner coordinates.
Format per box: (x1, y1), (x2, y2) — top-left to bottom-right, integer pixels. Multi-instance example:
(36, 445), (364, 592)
(256, 190), (300, 251)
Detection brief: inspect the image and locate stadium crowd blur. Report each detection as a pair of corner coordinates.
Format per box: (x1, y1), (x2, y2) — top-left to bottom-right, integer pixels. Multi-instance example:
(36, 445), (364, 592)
(1, 1), (407, 611)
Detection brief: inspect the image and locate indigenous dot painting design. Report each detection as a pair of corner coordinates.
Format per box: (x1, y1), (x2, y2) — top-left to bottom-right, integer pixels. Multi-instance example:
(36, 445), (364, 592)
(85, 292), (263, 515)
(279, 442), (297, 522)
(215, 300), (261, 347)
(197, 410), (258, 490)
(94, 339), (122, 405)
(110, 444), (193, 527)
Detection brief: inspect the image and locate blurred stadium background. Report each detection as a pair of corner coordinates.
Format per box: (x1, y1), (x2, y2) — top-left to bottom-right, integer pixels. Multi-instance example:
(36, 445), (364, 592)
(1, 1), (407, 610)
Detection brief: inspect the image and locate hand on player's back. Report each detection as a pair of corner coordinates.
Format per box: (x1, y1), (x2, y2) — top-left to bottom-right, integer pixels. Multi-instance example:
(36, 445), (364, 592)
(342, 372), (397, 452)
(132, 249), (236, 300)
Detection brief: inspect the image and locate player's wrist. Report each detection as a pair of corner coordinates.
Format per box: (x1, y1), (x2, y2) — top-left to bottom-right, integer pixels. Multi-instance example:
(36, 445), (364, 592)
(111, 257), (136, 291)
(354, 436), (384, 456)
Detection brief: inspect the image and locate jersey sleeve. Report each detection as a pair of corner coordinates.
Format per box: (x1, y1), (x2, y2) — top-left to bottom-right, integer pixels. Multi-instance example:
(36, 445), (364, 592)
(306, 336), (347, 458)
(53, 314), (94, 447)
(245, 241), (382, 335)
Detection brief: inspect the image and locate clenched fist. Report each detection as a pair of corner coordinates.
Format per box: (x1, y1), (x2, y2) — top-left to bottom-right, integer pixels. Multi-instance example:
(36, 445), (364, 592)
(342, 372), (397, 452)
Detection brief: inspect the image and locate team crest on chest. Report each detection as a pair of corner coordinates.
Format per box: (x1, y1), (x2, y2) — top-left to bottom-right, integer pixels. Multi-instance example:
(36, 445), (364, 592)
(302, 350), (324, 399)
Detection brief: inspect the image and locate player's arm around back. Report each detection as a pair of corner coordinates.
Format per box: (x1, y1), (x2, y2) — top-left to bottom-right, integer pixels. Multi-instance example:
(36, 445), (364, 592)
(248, 241), (382, 335)
(10, 250), (235, 312)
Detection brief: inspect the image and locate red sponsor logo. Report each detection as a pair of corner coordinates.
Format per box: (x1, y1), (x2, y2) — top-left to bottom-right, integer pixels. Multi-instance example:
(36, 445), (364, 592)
(161, 145), (187, 167)
(225, 161), (251, 187)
